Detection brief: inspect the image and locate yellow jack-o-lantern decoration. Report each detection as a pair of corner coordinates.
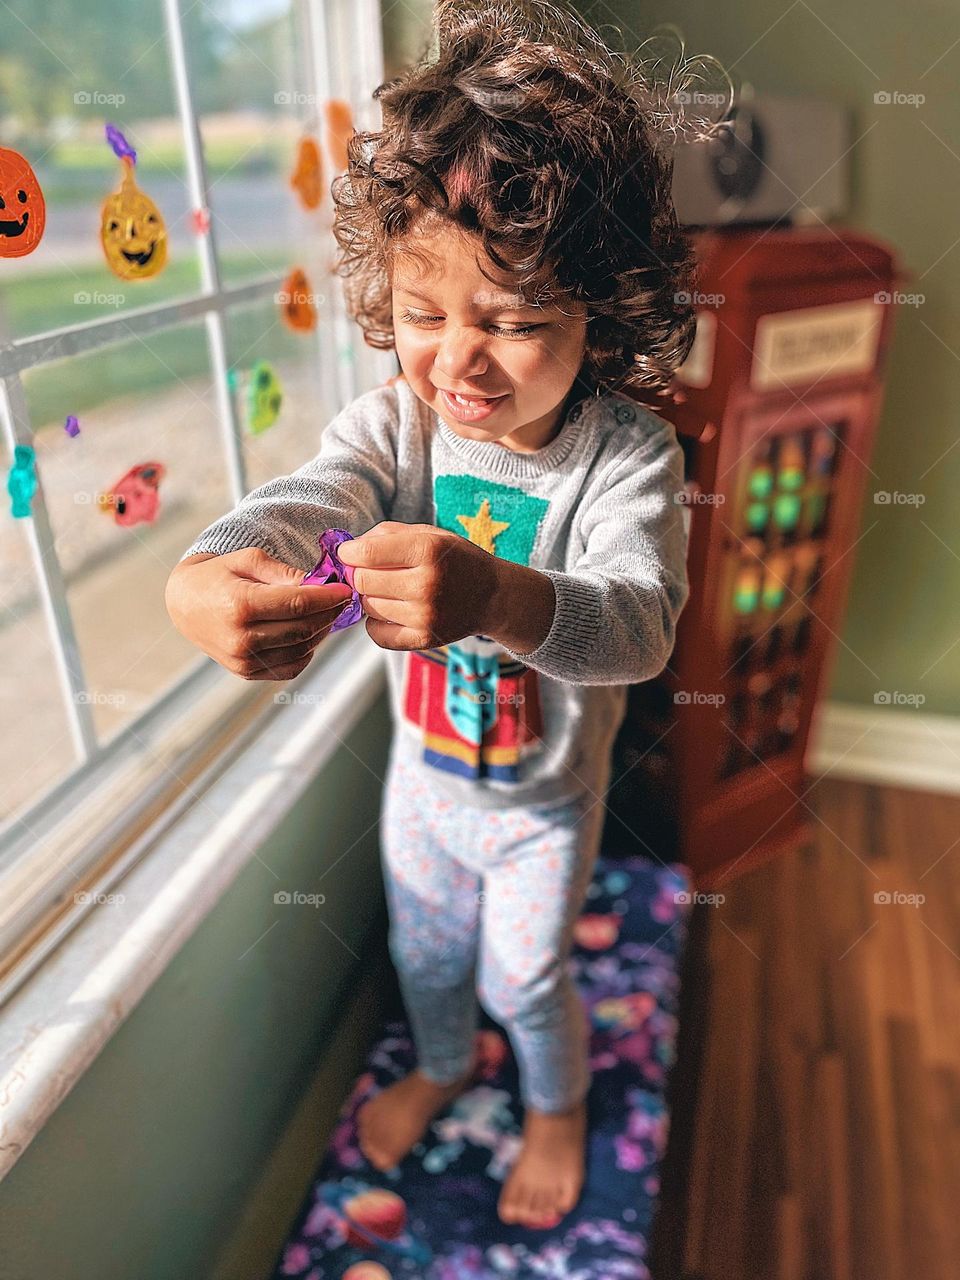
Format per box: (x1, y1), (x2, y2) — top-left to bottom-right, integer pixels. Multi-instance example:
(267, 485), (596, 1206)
(290, 136), (323, 211)
(100, 158), (168, 281)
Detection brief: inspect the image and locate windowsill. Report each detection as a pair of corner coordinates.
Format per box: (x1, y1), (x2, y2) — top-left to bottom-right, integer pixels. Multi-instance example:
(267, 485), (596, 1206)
(0, 629), (387, 1184)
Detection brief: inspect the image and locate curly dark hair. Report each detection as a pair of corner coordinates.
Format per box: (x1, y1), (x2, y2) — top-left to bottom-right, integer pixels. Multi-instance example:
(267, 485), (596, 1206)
(331, 0), (720, 400)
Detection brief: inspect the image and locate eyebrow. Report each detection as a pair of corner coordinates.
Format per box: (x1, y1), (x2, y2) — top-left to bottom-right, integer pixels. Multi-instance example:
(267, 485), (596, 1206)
(395, 286), (540, 313)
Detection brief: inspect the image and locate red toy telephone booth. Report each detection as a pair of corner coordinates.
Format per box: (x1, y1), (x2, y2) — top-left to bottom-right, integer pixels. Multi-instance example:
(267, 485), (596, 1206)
(609, 226), (903, 887)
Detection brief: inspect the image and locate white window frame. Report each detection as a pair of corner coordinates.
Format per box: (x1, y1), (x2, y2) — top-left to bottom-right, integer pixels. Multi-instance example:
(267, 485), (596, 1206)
(0, 0), (392, 999)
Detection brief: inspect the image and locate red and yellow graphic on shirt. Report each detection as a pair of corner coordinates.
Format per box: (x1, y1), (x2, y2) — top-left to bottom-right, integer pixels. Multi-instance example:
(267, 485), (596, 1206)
(401, 474), (550, 782)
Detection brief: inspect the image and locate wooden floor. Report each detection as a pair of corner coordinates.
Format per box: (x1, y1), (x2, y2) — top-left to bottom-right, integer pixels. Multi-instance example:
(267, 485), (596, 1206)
(651, 775), (960, 1280)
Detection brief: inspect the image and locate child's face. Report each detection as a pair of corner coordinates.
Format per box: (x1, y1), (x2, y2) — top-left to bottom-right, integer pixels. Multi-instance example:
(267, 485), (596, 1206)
(390, 222), (588, 453)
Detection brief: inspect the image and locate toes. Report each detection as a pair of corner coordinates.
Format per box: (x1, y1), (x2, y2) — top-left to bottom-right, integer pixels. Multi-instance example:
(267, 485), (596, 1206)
(557, 1180), (579, 1213)
(527, 1190), (561, 1229)
(363, 1143), (395, 1172)
(530, 1187), (551, 1218)
(356, 1123), (394, 1172)
(499, 1180), (520, 1217)
(497, 1162), (580, 1229)
(497, 1176), (523, 1224)
(505, 1183), (550, 1230)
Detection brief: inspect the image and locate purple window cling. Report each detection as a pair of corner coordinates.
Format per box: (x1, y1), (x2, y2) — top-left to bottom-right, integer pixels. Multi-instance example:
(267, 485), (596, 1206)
(301, 528), (364, 632)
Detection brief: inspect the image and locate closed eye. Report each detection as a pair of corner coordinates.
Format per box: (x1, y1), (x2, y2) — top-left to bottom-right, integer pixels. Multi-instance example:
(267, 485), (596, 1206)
(398, 307), (542, 338)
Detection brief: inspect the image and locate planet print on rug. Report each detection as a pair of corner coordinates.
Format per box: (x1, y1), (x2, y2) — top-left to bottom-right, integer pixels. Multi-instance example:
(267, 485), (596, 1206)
(269, 855), (692, 1279)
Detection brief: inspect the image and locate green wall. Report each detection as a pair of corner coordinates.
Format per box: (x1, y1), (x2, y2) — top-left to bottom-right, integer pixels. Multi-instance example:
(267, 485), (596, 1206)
(0, 695), (396, 1280)
(587, 2), (958, 715)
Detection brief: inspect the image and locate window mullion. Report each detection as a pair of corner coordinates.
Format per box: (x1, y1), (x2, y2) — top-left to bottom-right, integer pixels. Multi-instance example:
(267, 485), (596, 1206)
(162, 0), (249, 506)
(0, 370), (98, 764)
(306, 0), (357, 413)
(0, 279), (282, 380)
(346, 0), (395, 392)
(293, 0), (342, 420)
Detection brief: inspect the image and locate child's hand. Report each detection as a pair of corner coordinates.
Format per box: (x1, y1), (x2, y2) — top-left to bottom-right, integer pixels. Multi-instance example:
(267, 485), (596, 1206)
(165, 548), (354, 680)
(336, 520), (503, 651)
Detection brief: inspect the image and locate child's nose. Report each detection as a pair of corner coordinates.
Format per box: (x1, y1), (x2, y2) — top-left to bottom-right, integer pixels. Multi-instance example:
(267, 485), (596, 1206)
(436, 331), (489, 378)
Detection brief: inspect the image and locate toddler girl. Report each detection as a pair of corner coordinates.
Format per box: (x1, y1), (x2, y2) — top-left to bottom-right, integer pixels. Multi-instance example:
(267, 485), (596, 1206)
(168, 0), (701, 1231)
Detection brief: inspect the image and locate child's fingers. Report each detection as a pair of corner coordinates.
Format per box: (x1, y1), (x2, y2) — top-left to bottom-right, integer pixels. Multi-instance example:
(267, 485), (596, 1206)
(364, 618), (423, 650)
(338, 527), (424, 569)
(243, 613), (342, 652)
(349, 564), (420, 599)
(240, 653), (315, 682)
(243, 639), (319, 674)
(244, 581), (353, 622)
(359, 596), (422, 630)
(363, 614), (438, 651)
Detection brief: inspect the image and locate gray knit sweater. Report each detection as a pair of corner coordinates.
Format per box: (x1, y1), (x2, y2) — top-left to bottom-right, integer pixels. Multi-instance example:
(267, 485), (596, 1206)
(179, 376), (691, 809)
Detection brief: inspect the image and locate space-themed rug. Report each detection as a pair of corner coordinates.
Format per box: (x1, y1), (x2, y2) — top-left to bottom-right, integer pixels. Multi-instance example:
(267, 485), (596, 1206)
(269, 855), (692, 1280)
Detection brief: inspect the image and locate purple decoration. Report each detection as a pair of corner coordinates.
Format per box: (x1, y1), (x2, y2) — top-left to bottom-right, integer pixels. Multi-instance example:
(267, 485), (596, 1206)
(301, 527), (363, 632)
(64, 414), (80, 438)
(104, 123), (137, 164)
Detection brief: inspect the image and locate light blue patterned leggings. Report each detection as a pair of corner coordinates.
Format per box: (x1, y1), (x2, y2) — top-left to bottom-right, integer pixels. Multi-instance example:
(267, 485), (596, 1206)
(379, 747), (608, 1113)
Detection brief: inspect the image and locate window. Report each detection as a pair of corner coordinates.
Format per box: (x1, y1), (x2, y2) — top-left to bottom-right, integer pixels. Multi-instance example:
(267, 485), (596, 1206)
(0, 0), (393, 991)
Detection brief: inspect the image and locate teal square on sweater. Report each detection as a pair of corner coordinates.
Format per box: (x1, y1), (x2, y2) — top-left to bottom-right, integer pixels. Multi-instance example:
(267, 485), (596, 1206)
(434, 473), (549, 567)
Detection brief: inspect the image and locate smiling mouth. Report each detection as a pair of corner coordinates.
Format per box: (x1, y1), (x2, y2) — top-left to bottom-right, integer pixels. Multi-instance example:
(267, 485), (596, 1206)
(121, 245), (156, 266)
(0, 211), (28, 238)
(438, 389), (508, 403)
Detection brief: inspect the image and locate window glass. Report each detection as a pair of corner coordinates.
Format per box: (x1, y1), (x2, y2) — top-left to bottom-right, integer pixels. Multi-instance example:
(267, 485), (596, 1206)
(20, 323), (231, 743)
(0, 0), (202, 341)
(226, 297), (337, 487)
(183, 0), (322, 288)
(0, 436), (80, 822)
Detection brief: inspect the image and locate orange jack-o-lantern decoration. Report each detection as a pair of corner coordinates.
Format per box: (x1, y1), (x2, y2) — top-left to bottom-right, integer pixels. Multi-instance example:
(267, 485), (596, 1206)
(100, 158), (168, 281)
(290, 136), (323, 211)
(279, 266), (317, 333)
(323, 99), (355, 173)
(0, 147), (46, 259)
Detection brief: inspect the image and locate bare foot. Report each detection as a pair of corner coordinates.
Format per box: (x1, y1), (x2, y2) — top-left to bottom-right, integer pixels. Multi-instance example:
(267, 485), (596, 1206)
(498, 1100), (587, 1228)
(357, 1062), (476, 1171)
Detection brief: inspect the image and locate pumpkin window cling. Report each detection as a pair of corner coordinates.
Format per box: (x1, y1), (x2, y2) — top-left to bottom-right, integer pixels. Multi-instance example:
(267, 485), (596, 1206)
(100, 124), (168, 282)
(7, 445), (38, 518)
(245, 361), (284, 435)
(323, 99), (354, 175)
(0, 146), (46, 259)
(289, 135), (323, 212)
(288, 101), (354, 212)
(278, 265), (318, 333)
(97, 461), (166, 527)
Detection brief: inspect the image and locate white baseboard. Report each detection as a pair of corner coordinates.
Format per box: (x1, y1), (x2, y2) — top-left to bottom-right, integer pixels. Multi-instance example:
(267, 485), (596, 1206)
(807, 700), (960, 795)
